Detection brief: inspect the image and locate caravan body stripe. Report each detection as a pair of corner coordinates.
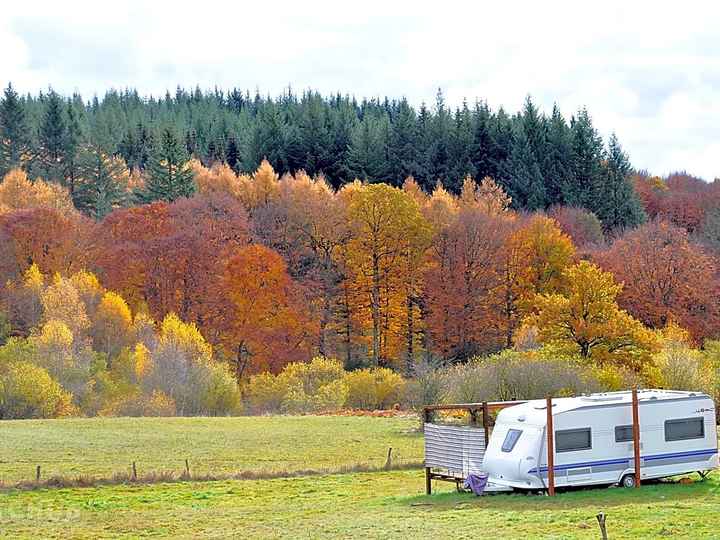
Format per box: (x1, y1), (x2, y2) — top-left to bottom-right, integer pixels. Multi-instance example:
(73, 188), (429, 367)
(529, 448), (718, 474)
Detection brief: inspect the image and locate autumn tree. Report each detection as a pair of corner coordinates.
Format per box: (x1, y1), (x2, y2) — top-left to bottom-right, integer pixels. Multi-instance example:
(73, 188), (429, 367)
(91, 291), (133, 359)
(597, 220), (720, 342)
(339, 183), (431, 367)
(216, 244), (313, 379)
(528, 261), (657, 372)
(0, 168), (75, 214)
(424, 207), (511, 359)
(0, 207), (93, 284)
(547, 205), (604, 248)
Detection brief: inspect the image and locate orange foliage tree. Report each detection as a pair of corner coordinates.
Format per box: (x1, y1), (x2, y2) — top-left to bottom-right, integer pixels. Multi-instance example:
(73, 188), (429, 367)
(215, 244), (314, 380)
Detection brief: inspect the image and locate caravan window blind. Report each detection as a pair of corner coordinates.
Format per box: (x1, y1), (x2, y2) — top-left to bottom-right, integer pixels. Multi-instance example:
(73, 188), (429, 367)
(665, 417), (704, 441)
(615, 425), (633, 442)
(556, 428), (592, 452)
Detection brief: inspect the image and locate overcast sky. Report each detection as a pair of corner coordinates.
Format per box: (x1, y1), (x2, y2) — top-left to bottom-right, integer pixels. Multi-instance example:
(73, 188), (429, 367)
(1, 1), (718, 180)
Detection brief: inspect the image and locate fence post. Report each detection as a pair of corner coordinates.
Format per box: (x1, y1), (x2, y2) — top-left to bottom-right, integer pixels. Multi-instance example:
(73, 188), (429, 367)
(546, 396), (555, 496)
(632, 387), (641, 488)
(482, 401), (490, 444)
(423, 407), (431, 495)
(36, 465), (41, 482)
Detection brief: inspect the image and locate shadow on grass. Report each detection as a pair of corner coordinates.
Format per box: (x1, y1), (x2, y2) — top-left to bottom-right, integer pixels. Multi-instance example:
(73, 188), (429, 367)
(401, 476), (718, 513)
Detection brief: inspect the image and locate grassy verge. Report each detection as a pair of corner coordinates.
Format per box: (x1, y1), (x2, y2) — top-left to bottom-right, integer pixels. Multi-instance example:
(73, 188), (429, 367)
(0, 416), (422, 484)
(1, 470), (718, 539)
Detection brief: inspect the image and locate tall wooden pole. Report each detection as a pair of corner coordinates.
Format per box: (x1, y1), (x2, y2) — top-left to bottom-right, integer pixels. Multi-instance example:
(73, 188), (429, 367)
(424, 407), (432, 495)
(631, 387), (641, 488)
(482, 401), (490, 444)
(546, 396), (555, 496)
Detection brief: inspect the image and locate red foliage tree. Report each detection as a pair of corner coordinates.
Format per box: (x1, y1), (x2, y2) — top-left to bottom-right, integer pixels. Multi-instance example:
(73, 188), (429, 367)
(596, 220), (720, 342)
(0, 208), (93, 283)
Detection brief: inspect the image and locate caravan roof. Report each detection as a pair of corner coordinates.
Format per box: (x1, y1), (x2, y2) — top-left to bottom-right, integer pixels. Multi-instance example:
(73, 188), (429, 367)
(497, 389), (711, 426)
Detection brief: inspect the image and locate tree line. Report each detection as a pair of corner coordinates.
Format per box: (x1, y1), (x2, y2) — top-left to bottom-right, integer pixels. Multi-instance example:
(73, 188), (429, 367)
(0, 84), (644, 230)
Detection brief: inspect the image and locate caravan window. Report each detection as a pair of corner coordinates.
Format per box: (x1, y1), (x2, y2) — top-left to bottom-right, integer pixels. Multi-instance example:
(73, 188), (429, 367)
(615, 425), (633, 442)
(665, 417), (704, 441)
(556, 428), (592, 452)
(501, 429), (522, 452)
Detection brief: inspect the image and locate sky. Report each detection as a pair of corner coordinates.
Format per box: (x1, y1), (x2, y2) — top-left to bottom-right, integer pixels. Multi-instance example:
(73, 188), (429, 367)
(1, 1), (718, 180)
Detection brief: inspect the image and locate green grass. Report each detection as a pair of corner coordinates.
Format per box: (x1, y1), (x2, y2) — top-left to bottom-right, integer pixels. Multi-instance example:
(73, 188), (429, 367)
(1, 470), (719, 539)
(3, 416), (720, 538)
(0, 416), (422, 483)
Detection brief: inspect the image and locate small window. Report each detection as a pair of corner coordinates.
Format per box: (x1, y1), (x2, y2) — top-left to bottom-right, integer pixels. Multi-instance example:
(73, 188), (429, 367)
(615, 425), (633, 443)
(556, 428), (592, 452)
(501, 429), (522, 452)
(665, 417), (704, 442)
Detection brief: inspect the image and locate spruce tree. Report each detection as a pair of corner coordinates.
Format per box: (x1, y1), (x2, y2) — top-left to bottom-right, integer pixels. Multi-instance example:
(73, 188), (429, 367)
(37, 90), (67, 183)
(504, 124), (546, 210)
(225, 136), (241, 173)
(0, 83), (31, 176)
(544, 104), (573, 205)
(595, 134), (646, 230)
(64, 103), (83, 195)
(388, 98), (422, 183)
(569, 108), (604, 209)
(448, 101), (476, 191)
(75, 145), (128, 219)
(137, 127), (195, 203)
(471, 101), (494, 180)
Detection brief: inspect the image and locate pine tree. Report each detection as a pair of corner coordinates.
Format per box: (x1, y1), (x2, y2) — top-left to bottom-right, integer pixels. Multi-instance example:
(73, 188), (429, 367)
(504, 124), (546, 210)
(471, 101), (494, 180)
(63, 103), (83, 195)
(37, 90), (68, 183)
(543, 104), (573, 205)
(388, 98), (422, 183)
(225, 136), (241, 173)
(75, 145), (128, 219)
(137, 127), (195, 203)
(569, 108), (604, 208)
(448, 101), (476, 191)
(0, 83), (31, 176)
(596, 134), (646, 230)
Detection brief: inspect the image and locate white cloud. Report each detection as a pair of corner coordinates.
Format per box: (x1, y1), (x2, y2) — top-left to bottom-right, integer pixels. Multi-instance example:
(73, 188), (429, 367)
(1, 0), (718, 180)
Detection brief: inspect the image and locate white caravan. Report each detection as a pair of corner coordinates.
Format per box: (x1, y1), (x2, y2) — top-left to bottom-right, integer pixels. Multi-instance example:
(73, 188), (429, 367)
(482, 389), (718, 491)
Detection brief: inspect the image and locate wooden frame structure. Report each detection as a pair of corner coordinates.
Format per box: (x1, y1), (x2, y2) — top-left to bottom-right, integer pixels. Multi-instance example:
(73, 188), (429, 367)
(422, 400), (526, 494)
(424, 389), (643, 496)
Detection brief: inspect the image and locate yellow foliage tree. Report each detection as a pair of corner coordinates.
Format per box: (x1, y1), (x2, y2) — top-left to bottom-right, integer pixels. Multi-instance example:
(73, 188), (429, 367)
(40, 273), (90, 337)
(92, 291), (133, 359)
(528, 261), (658, 374)
(339, 183), (432, 366)
(0, 168), (76, 215)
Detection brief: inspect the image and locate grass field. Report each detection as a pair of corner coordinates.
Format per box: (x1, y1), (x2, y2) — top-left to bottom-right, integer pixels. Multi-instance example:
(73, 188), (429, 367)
(1, 470), (719, 539)
(2, 416), (720, 539)
(0, 416), (422, 483)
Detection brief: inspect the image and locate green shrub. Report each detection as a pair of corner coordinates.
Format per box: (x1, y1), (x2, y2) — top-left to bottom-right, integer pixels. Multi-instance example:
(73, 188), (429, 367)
(201, 363), (242, 415)
(245, 372), (290, 414)
(0, 361), (75, 419)
(246, 357), (348, 414)
(345, 368), (405, 409)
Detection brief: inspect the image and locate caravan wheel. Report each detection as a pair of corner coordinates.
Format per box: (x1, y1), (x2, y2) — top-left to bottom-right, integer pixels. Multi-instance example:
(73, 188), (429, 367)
(621, 474), (636, 488)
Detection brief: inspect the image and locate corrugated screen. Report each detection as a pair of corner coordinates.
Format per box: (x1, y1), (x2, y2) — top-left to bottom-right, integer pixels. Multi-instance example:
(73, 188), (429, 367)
(424, 423), (486, 476)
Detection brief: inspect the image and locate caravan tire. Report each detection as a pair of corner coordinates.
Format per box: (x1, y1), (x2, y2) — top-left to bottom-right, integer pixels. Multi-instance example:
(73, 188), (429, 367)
(621, 474), (636, 488)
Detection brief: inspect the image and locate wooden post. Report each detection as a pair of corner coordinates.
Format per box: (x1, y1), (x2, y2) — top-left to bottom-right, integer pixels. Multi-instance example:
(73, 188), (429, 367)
(423, 407), (431, 495)
(632, 387), (641, 488)
(596, 512), (608, 540)
(385, 447), (393, 470)
(546, 396), (555, 496)
(482, 401), (490, 444)
(185, 459), (190, 477)
(35, 465), (41, 482)
(132, 461), (137, 481)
